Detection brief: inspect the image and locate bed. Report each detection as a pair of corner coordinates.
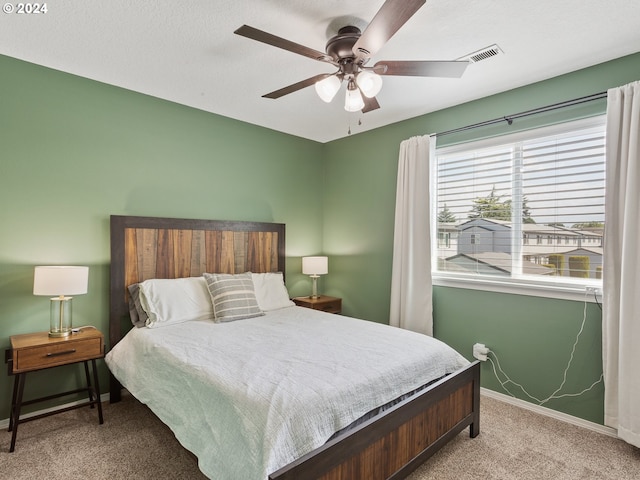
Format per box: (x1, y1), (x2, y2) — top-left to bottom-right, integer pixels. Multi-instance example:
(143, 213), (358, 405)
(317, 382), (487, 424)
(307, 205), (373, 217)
(107, 215), (480, 480)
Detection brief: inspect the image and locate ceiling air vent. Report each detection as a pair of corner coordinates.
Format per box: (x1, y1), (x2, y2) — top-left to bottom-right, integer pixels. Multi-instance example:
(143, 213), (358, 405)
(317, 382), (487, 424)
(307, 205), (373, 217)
(460, 44), (503, 63)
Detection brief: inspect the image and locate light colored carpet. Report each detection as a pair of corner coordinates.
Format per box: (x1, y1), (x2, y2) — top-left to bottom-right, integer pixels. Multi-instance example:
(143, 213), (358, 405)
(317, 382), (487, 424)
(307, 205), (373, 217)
(1, 393), (638, 479)
(408, 397), (640, 480)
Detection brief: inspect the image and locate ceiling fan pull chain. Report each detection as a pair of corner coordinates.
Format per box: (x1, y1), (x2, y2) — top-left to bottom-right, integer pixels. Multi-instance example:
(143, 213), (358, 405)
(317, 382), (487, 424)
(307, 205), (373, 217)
(347, 114), (364, 135)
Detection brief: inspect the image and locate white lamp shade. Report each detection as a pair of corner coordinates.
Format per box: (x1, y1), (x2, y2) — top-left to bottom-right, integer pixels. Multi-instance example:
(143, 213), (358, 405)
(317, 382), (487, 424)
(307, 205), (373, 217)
(33, 266), (89, 296)
(302, 256), (328, 275)
(344, 86), (365, 112)
(356, 70), (383, 98)
(315, 75), (342, 103)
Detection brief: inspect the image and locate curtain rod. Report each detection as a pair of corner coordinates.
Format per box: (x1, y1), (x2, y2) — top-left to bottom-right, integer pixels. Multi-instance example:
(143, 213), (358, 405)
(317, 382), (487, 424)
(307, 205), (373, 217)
(432, 91), (607, 138)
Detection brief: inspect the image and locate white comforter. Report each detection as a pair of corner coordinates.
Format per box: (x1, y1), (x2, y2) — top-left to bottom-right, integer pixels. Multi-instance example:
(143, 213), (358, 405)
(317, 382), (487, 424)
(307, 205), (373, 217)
(106, 306), (468, 480)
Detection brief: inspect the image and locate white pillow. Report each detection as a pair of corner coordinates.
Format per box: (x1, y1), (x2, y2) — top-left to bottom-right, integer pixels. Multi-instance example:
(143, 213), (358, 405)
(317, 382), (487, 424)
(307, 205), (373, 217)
(139, 277), (214, 328)
(252, 272), (295, 311)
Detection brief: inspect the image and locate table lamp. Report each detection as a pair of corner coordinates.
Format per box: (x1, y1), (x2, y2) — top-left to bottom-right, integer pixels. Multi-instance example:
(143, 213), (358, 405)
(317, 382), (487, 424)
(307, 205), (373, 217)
(33, 266), (89, 337)
(302, 256), (328, 299)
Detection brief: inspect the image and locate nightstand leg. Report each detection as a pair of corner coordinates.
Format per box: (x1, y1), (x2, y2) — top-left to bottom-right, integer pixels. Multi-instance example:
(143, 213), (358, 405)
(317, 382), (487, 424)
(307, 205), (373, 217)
(91, 359), (104, 424)
(84, 361), (95, 409)
(9, 373), (26, 453)
(8, 375), (19, 432)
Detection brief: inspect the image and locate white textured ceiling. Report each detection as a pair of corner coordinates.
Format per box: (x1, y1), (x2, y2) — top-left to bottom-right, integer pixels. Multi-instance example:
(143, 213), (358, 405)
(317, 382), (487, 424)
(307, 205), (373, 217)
(1, 0), (639, 143)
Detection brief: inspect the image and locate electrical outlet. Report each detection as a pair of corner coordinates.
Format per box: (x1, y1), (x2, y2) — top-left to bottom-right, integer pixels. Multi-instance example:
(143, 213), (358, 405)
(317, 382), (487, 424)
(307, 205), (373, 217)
(586, 286), (602, 296)
(473, 343), (489, 361)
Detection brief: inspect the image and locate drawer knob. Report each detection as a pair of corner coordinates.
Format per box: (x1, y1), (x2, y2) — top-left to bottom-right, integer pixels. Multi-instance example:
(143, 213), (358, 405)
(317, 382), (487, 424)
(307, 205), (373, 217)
(45, 349), (77, 357)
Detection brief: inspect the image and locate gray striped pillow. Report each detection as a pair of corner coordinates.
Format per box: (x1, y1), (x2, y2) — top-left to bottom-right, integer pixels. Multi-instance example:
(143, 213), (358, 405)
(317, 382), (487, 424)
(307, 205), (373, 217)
(203, 272), (265, 322)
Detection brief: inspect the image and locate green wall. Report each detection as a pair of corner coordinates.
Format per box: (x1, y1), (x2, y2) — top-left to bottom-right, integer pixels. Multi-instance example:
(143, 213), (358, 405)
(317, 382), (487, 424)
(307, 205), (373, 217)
(0, 54), (324, 416)
(434, 287), (604, 422)
(322, 52), (640, 424)
(2, 51), (639, 426)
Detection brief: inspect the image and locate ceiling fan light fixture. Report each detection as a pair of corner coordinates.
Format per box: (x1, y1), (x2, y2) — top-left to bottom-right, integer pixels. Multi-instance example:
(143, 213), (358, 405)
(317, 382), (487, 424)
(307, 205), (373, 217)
(237, 0), (469, 116)
(344, 80), (365, 112)
(315, 75), (341, 103)
(355, 70), (383, 98)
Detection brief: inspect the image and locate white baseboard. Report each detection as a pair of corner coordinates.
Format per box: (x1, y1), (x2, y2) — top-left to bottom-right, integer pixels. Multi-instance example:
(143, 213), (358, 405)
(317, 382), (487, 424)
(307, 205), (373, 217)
(0, 392), (110, 430)
(481, 387), (618, 438)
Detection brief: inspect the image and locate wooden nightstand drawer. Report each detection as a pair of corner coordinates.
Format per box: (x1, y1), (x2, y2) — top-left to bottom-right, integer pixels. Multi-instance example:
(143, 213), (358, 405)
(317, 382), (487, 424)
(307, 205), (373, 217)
(10, 329), (104, 374)
(293, 295), (342, 314)
(14, 338), (102, 372)
(314, 298), (341, 313)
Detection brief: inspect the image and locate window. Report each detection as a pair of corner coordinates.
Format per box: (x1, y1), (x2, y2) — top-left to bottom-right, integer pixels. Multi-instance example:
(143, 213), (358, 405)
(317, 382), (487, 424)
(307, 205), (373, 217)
(433, 117), (605, 299)
(438, 232), (451, 248)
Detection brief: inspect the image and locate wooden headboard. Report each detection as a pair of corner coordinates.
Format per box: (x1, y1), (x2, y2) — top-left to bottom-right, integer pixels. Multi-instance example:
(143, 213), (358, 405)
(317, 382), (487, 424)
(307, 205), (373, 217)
(109, 215), (285, 400)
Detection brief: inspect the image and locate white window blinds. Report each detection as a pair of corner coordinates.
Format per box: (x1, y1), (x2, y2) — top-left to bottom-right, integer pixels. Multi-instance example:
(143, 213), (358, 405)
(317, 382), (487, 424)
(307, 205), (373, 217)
(434, 117), (605, 288)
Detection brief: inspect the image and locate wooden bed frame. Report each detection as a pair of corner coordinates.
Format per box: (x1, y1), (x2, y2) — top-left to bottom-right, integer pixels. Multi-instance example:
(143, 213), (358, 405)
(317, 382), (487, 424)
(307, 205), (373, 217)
(108, 214), (480, 480)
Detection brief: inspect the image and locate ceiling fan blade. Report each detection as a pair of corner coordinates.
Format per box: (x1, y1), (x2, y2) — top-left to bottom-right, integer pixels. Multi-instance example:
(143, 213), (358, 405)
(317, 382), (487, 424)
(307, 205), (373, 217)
(352, 0), (426, 61)
(235, 25), (334, 64)
(262, 73), (333, 99)
(361, 95), (380, 113)
(374, 60), (470, 77)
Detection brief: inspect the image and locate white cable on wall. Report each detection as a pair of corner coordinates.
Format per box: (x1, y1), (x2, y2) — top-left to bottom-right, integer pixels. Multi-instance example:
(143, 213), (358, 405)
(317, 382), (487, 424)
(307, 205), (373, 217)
(487, 290), (603, 405)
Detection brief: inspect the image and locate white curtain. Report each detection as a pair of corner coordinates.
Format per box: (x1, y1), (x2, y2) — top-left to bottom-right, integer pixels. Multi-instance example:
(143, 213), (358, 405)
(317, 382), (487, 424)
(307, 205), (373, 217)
(390, 135), (434, 335)
(603, 80), (640, 448)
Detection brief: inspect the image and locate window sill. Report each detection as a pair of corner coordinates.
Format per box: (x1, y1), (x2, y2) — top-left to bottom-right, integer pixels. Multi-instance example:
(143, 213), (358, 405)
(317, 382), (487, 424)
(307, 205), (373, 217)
(433, 274), (602, 304)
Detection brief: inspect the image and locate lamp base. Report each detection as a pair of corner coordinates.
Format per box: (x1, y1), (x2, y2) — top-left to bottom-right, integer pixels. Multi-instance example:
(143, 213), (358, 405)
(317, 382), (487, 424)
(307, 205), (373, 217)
(49, 296), (73, 338)
(309, 275), (320, 299)
(49, 330), (72, 338)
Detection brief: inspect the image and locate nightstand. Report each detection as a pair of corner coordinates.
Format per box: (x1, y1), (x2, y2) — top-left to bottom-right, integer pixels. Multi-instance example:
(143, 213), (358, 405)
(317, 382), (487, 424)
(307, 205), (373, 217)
(5, 327), (105, 452)
(293, 295), (342, 314)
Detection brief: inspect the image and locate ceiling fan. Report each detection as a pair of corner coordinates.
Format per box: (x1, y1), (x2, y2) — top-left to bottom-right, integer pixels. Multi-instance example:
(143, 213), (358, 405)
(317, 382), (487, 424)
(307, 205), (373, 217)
(234, 0), (469, 113)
